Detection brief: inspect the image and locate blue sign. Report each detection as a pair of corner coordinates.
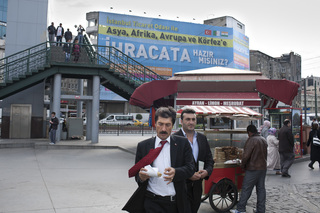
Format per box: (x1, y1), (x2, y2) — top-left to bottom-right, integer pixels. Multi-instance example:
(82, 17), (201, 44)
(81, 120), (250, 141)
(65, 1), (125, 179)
(97, 12), (249, 76)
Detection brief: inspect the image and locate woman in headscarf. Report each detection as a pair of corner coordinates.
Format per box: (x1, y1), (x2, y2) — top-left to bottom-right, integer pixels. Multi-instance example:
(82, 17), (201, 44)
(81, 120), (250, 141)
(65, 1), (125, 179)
(307, 122), (320, 169)
(260, 120), (271, 139)
(267, 127), (281, 175)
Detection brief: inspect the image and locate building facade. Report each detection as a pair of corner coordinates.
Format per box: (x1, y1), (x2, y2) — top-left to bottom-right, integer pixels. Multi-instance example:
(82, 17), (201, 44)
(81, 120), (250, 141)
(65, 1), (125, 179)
(301, 75), (320, 114)
(250, 50), (302, 108)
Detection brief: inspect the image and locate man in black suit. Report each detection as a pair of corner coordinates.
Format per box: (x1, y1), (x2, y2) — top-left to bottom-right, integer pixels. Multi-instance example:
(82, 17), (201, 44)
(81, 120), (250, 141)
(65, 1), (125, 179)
(173, 108), (214, 213)
(124, 106), (194, 213)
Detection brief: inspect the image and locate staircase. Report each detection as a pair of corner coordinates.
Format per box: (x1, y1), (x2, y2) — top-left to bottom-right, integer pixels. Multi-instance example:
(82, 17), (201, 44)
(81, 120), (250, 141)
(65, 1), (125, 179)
(0, 36), (164, 100)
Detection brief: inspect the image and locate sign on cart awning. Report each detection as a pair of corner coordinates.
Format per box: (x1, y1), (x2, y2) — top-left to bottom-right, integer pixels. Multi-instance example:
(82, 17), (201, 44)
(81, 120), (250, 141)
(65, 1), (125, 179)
(177, 105), (262, 120)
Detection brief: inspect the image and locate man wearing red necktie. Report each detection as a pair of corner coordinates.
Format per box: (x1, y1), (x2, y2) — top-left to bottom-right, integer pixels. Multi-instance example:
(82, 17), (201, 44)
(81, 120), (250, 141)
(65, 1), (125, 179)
(123, 107), (194, 213)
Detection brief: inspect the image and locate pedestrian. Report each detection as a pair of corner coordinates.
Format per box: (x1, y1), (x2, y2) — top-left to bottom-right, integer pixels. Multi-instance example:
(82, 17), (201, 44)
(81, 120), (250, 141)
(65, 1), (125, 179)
(260, 120), (271, 139)
(72, 39), (80, 62)
(47, 22), (56, 44)
(76, 24), (85, 45)
(56, 23), (64, 46)
(307, 122), (320, 169)
(64, 28), (73, 43)
(123, 106), (194, 213)
(266, 127), (281, 175)
(63, 39), (72, 62)
(173, 108), (214, 213)
(230, 125), (267, 213)
(278, 119), (295, 178)
(49, 112), (59, 145)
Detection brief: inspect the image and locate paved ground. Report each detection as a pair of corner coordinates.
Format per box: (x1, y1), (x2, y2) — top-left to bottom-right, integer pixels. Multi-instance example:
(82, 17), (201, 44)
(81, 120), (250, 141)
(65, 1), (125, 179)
(0, 134), (319, 213)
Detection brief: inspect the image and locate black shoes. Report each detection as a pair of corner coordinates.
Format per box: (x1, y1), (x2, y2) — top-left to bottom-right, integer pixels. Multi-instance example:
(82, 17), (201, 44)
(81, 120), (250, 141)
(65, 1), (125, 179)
(308, 163), (314, 170)
(281, 173), (291, 178)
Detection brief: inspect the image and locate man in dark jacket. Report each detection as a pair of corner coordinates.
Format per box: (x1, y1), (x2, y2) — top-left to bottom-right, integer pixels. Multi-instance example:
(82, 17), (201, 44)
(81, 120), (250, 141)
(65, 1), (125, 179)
(231, 125), (267, 213)
(124, 107), (194, 213)
(173, 108), (214, 213)
(47, 22), (56, 43)
(49, 112), (59, 145)
(278, 119), (295, 177)
(56, 23), (64, 46)
(64, 28), (73, 42)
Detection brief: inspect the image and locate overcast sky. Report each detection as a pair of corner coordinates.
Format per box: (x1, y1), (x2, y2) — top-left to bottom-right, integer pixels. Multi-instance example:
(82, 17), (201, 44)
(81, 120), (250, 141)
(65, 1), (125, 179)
(49, 0), (320, 78)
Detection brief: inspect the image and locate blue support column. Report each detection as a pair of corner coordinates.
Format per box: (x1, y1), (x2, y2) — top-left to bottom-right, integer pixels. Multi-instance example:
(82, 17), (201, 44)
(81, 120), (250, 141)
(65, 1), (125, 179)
(86, 79), (92, 141)
(52, 74), (62, 142)
(77, 79), (84, 117)
(91, 76), (100, 143)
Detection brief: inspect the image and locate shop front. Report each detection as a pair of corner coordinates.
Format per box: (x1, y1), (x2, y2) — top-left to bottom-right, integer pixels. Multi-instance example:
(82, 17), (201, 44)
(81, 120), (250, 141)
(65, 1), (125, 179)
(267, 107), (303, 158)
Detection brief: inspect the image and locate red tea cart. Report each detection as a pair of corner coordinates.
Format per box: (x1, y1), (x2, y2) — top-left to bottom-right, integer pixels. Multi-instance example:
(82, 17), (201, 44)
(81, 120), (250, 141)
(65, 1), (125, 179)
(201, 163), (245, 212)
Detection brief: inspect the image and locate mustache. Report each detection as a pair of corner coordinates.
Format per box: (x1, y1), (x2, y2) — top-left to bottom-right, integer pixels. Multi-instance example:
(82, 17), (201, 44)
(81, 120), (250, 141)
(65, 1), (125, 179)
(160, 131), (168, 134)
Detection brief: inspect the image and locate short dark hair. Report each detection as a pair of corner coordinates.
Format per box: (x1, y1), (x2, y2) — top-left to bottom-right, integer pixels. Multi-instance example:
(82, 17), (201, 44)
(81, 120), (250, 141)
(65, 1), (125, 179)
(181, 108), (196, 120)
(283, 119), (291, 126)
(155, 106), (176, 125)
(312, 122), (319, 130)
(51, 112), (56, 116)
(247, 124), (257, 134)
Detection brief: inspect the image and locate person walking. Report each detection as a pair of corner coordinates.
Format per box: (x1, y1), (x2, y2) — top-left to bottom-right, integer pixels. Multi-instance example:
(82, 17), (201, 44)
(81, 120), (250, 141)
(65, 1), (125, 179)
(260, 120), (271, 139)
(230, 125), (268, 213)
(63, 39), (72, 62)
(76, 24), (85, 45)
(49, 112), (59, 145)
(64, 28), (73, 43)
(266, 128), (281, 175)
(278, 119), (295, 178)
(173, 108), (214, 213)
(72, 39), (80, 62)
(56, 23), (64, 46)
(123, 107), (194, 213)
(47, 22), (56, 44)
(307, 122), (320, 169)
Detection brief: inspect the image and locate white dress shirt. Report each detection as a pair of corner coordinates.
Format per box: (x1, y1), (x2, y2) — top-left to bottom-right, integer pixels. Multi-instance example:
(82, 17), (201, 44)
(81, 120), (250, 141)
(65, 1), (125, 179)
(147, 136), (176, 196)
(181, 129), (199, 165)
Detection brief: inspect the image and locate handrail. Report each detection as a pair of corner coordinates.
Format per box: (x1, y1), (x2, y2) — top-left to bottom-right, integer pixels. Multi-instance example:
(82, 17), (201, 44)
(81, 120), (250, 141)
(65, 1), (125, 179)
(0, 39), (165, 87)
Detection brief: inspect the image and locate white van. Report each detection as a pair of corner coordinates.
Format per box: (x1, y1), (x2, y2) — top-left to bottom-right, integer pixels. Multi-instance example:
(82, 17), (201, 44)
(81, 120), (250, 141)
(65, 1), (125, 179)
(99, 114), (134, 126)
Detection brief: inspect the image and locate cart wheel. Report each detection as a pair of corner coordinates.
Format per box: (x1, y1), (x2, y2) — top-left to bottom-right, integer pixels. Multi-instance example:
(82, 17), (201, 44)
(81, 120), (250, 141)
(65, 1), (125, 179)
(208, 178), (238, 213)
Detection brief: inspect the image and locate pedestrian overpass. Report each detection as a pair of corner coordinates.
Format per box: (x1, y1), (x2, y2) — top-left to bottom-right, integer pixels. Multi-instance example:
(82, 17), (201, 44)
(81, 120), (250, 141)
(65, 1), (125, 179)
(0, 35), (164, 142)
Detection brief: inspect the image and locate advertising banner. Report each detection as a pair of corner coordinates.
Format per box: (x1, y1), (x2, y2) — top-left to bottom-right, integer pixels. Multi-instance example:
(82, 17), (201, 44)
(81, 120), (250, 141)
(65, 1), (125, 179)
(97, 12), (249, 76)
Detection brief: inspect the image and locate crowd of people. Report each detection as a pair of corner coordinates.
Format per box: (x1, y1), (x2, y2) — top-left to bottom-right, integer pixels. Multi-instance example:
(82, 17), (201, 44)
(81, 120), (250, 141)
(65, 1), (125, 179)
(120, 106), (319, 213)
(47, 22), (85, 62)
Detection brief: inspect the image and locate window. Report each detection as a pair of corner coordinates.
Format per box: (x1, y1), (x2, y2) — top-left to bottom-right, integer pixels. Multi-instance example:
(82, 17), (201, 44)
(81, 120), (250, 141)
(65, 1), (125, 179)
(88, 19), (97, 27)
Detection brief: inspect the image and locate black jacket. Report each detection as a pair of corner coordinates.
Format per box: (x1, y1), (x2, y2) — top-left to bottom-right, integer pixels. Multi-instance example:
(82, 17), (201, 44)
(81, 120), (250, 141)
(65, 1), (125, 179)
(123, 135), (194, 213)
(50, 117), (59, 130)
(173, 129), (214, 212)
(307, 129), (320, 162)
(64, 30), (72, 41)
(47, 25), (56, 35)
(278, 125), (294, 153)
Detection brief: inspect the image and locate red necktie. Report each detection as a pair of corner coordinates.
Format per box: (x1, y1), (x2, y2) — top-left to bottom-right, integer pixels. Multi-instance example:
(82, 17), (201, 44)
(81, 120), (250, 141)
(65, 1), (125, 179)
(128, 140), (167, 178)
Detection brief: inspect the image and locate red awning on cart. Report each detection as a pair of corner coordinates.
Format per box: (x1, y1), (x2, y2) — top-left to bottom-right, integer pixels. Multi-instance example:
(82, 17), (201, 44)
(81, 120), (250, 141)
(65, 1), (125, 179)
(177, 105), (262, 120)
(129, 80), (180, 108)
(256, 79), (300, 106)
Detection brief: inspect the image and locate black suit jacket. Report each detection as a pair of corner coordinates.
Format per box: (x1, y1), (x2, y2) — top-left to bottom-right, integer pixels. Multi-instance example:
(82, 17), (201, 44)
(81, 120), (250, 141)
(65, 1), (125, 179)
(173, 129), (214, 212)
(123, 135), (194, 213)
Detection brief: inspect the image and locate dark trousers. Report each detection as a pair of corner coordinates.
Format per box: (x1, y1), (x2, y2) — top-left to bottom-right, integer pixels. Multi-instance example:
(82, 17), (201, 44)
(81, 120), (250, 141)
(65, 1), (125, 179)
(187, 180), (202, 213)
(144, 195), (177, 213)
(280, 152), (295, 175)
(237, 170), (266, 213)
(56, 36), (62, 46)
